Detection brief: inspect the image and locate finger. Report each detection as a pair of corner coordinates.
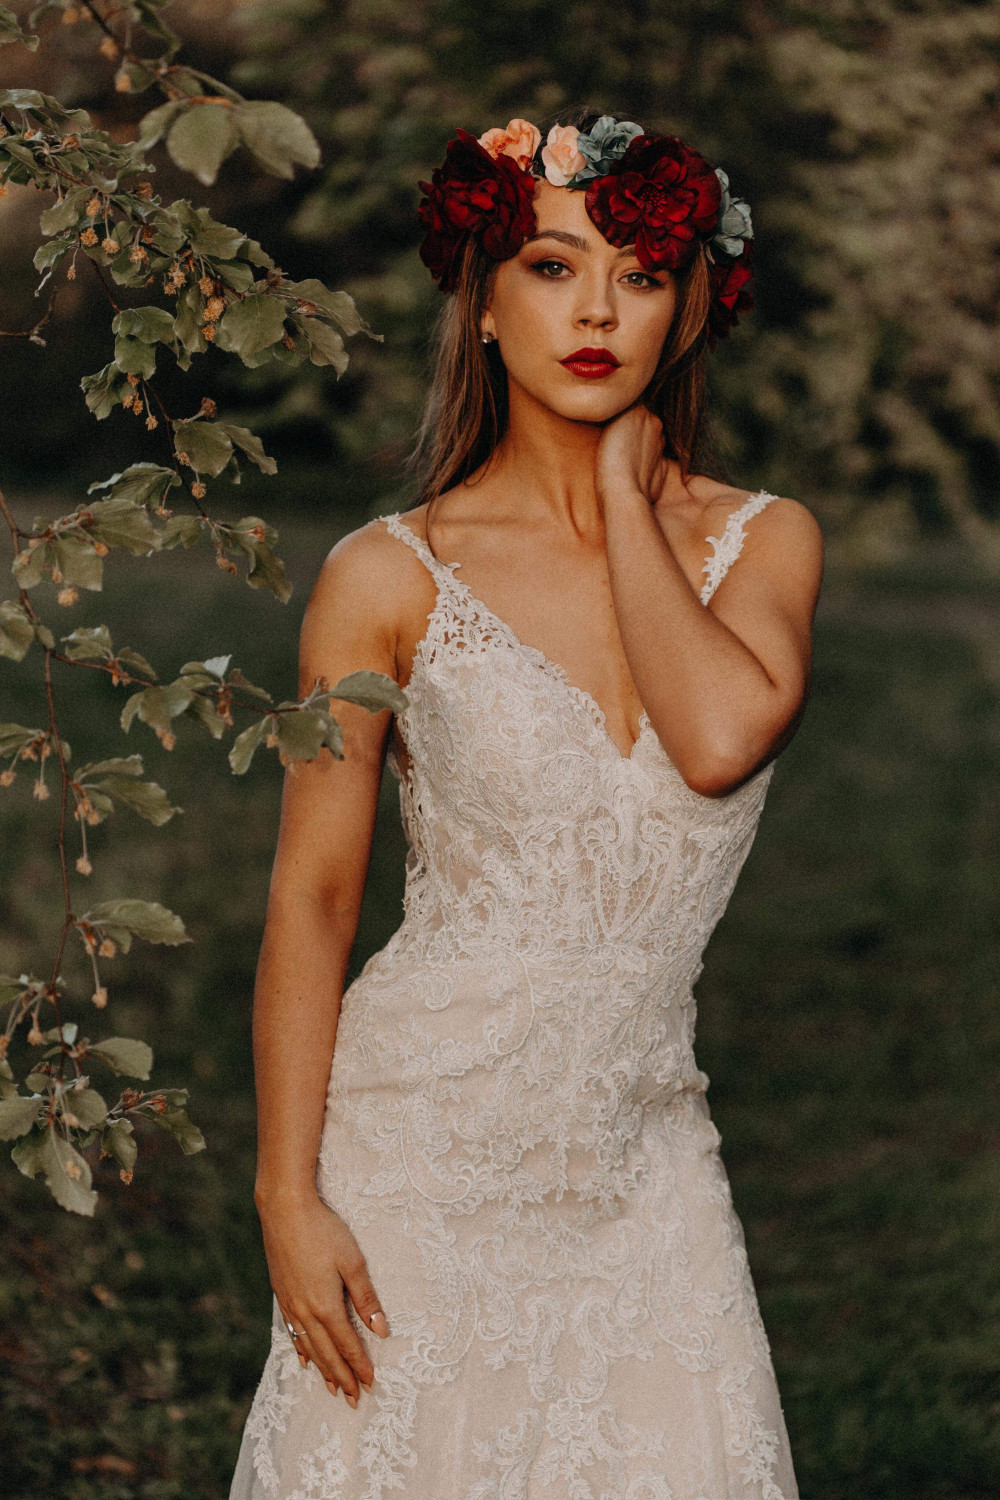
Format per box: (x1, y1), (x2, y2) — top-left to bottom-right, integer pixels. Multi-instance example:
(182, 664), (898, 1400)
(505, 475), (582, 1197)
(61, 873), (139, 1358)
(276, 1302), (311, 1369)
(342, 1259), (390, 1347)
(302, 1308), (366, 1402)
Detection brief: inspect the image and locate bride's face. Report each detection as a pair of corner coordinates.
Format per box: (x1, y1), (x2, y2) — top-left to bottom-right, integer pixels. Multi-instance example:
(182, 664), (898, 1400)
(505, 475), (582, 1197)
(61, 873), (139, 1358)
(482, 179), (679, 424)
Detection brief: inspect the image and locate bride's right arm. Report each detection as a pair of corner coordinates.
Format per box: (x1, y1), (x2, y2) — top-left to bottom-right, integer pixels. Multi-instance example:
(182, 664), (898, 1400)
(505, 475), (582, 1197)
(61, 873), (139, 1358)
(250, 520), (403, 1407)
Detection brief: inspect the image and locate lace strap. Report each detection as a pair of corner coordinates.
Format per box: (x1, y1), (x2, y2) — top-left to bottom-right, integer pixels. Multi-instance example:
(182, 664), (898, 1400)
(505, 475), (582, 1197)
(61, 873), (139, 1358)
(699, 490), (779, 605)
(382, 511), (462, 586)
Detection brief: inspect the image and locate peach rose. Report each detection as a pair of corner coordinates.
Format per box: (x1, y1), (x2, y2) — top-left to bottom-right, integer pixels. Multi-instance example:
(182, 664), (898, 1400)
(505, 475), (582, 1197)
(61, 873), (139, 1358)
(541, 124), (586, 187)
(478, 118), (542, 170)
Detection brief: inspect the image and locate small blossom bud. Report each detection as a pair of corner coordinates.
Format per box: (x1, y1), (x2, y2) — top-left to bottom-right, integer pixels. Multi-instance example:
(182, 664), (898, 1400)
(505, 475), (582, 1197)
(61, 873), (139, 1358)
(154, 504), (173, 518)
(101, 237), (119, 255)
(175, 450), (190, 466)
(86, 195), (101, 217)
(33, 780), (49, 801)
(191, 481), (207, 500)
(57, 586), (79, 607)
(63, 1111), (81, 1128)
(92, 987), (108, 1009)
(79, 227), (98, 246)
(198, 275), (214, 296)
(205, 296), (225, 321)
(126, 373), (140, 388)
(199, 397), (217, 417)
(129, 244), (147, 265)
(65, 1158), (83, 1179)
(281, 332), (296, 351)
(120, 1168), (134, 1185)
(0, 1035), (8, 1059)
(0, 769), (14, 787)
(156, 729), (177, 750)
(114, 67), (132, 93)
(98, 937), (117, 958)
(99, 35), (119, 58)
(136, 182), (153, 199)
(76, 854), (93, 875)
(201, 324), (216, 342)
(66, 263), (76, 280)
(93, 540), (110, 556)
(86, 808), (101, 826)
(50, 566), (64, 584)
(62, 5), (80, 22)
(27, 1023), (45, 1045)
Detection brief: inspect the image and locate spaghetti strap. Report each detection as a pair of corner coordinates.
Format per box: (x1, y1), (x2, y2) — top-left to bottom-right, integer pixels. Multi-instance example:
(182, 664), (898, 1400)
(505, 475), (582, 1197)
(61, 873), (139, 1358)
(700, 489), (780, 605)
(382, 511), (461, 586)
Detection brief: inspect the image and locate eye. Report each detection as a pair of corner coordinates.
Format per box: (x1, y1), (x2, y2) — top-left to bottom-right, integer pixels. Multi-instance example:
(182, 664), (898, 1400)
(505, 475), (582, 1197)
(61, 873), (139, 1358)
(622, 270), (661, 289)
(529, 258), (571, 278)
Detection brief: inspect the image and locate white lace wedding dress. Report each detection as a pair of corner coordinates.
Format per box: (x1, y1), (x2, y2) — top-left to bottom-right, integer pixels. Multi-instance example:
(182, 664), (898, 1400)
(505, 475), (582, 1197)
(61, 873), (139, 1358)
(229, 490), (799, 1500)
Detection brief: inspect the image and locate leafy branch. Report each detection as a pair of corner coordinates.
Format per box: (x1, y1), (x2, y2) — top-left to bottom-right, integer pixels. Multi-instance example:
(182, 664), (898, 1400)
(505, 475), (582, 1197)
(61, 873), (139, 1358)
(0, 1), (403, 1215)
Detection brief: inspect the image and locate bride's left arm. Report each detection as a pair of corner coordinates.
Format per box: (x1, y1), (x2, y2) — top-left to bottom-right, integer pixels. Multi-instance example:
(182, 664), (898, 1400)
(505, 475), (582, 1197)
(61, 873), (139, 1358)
(598, 409), (825, 797)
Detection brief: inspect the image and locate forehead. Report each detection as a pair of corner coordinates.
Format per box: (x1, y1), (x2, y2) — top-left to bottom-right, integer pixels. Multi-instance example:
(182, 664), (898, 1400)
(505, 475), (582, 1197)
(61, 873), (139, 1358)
(528, 179), (614, 246)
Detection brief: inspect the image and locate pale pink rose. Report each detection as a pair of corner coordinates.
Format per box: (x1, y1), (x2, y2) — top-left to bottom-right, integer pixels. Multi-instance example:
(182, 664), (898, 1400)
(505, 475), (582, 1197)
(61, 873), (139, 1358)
(478, 118), (542, 170)
(541, 124), (586, 187)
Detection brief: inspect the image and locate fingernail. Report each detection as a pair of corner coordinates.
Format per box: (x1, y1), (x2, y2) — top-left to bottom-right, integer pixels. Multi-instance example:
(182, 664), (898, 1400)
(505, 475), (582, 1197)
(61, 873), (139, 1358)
(360, 1378), (373, 1392)
(345, 1393), (358, 1409)
(370, 1311), (390, 1338)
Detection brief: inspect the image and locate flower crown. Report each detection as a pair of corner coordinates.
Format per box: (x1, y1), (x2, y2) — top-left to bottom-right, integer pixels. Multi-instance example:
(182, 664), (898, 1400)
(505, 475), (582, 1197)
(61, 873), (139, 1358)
(417, 115), (755, 349)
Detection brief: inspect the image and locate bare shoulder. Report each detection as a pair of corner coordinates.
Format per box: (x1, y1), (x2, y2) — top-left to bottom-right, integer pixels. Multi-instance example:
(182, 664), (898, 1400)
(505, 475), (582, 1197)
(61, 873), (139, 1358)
(746, 493), (825, 579)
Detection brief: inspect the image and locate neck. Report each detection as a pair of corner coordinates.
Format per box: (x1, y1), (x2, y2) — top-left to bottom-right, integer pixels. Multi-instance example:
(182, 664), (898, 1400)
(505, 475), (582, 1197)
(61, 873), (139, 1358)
(483, 378), (609, 533)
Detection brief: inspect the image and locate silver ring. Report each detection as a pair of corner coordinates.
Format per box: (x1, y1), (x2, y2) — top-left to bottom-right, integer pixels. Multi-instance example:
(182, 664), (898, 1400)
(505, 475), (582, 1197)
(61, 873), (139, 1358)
(286, 1320), (305, 1340)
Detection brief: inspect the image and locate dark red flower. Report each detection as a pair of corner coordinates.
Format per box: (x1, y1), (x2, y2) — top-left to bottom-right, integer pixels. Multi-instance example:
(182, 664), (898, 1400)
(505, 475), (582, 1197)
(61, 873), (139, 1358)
(707, 240), (755, 349)
(584, 134), (722, 273)
(417, 129), (537, 293)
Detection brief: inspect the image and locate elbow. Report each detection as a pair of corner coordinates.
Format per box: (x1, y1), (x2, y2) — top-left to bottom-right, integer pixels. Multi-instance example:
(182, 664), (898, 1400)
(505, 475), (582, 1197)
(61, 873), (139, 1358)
(677, 744), (765, 799)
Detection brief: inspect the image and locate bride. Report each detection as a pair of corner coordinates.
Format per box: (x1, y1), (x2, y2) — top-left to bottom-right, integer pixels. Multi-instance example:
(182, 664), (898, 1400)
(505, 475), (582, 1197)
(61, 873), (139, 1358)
(230, 112), (823, 1499)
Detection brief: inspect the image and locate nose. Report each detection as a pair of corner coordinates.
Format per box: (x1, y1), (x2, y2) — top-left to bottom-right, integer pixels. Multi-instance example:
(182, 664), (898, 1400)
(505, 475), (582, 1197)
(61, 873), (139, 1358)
(572, 268), (618, 332)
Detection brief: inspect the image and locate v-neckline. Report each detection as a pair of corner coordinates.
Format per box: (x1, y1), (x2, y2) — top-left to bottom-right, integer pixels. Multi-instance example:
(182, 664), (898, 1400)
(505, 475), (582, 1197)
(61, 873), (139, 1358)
(386, 513), (654, 764)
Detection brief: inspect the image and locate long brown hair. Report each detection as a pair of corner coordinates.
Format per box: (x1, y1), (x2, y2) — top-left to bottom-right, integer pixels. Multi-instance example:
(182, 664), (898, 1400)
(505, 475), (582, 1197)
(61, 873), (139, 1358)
(407, 110), (729, 509)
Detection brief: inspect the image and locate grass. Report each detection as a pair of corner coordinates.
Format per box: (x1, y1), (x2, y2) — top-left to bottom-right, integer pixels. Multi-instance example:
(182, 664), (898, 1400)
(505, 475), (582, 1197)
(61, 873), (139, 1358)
(1, 490), (997, 1498)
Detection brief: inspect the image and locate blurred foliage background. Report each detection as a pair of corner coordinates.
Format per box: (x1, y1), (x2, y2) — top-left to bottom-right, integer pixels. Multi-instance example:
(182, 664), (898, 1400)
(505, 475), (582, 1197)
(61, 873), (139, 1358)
(2, 1), (999, 1497)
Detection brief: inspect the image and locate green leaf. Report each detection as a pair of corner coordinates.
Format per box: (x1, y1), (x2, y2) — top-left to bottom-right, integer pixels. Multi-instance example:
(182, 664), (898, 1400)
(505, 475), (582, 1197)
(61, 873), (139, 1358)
(76, 753), (144, 779)
(216, 422), (277, 475)
(214, 259), (255, 293)
(215, 294), (288, 362)
(137, 99), (185, 150)
(84, 498), (161, 554)
(0, 1094), (43, 1140)
(64, 1087), (108, 1129)
(59, 624), (112, 660)
(79, 898), (190, 951)
(87, 463), (180, 510)
(101, 1117), (137, 1171)
(89, 775), (179, 826)
(39, 187), (87, 235)
(11, 539), (49, 588)
(15, 1123), (97, 1216)
(120, 678), (197, 735)
(166, 102), (238, 186)
(112, 306), (176, 344)
(275, 707), (336, 761)
(155, 1106), (206, 1155)
(172, 419), (234, 478)
(0, 6), (39, 49)
(114, 333), (157, 379)
(228, 715), (268, 774)
(0, 599), (35, 661)
(283, 279), (372, 337)
(52, 537), (104, 591)
(234, 100), (321, 180)
(0, 723), (41, 756)
(329, 669), (407, 715)
(87, 1036), (153, 1080)
(116, 646), (158, 679)
(81, 360), (129, 420)
(170, 200), (246, 260)
(157, 514), (204, 550)
(294, 315), (348, 375)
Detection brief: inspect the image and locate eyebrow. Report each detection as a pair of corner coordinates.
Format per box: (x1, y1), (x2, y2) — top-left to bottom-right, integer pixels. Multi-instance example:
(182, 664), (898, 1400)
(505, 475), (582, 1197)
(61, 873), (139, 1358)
(524, 229), (639, 258)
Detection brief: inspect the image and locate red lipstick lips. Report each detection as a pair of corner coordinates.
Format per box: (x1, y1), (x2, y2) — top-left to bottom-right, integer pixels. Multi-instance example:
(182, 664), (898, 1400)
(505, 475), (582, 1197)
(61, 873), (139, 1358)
(559, 347), (621, 379)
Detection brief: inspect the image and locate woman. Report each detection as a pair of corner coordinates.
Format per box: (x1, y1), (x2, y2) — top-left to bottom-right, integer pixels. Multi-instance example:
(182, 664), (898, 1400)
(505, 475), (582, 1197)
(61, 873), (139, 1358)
(230, 111), (823, 1499)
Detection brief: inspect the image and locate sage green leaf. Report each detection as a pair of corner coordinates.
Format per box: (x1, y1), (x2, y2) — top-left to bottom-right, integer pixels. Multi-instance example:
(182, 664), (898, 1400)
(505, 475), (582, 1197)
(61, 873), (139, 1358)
(82, 789), (115, 821)
(120, 678), (197, 735)
(16, 1123), (97, 1216)
(114, 333), (157, 379)
(275, 707), (332, 760)
(187, 693), (227, 740)
(87, 463), (180, 509)
(137, 99), (185, 150)
(294, 315), (348, 375)
(0, 599), (35, 661)
(80, 899), (189, 950)
(216, 422), (277, 475)
(101, 1117), (137, 1171)
(170, 200), (246, 260)
(329, 669), (407, 715)
(52, 536), (104, 591)
(215, 294), (288, 362)
(0, 6), (39, 49)
(166, 102), (238, 186)
(33, 238), (71, 281)
(64, 1087), (108, 1129)
(39, 187), (87, 234)
(112, 306), (176, 345)
(12, 539), (50, 588)
(236, 236), (274, 270)
(157, 514), (204, 550)
(228, 667), (273, 704)
(116, 647), (158, 680)
(81, 360), (129, 419)
(88, 1037), (153, 1080)
(0, 723), (41, 756)
(85, 498), (160, 554)
(215, 259), (255, 293)
(41, 1021), (77, 1045)
(34, 621), (55, 649)
(234, 99), (320, 180)
(77, 754), (144, 779)
(89, 776), (180, 825)
(172, 419), (233, 478)
(0, 1094), (43, 1140)
(60, 624), (112, 660)
(204, 654), (231, 678)
(246, 539), (291, 602)
(284, 279), (371, 337)
(24, 1070), (49, 1092)
(155, 1106), (206, 1155)
(228, 716), (268, 774)
(172, 282), (208, 366)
